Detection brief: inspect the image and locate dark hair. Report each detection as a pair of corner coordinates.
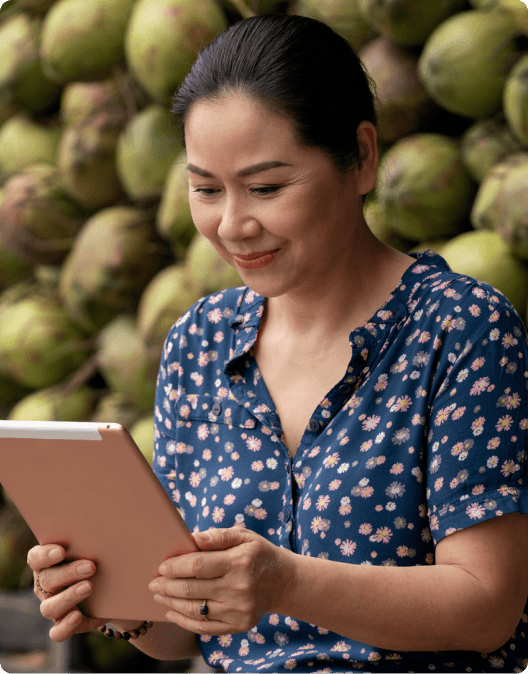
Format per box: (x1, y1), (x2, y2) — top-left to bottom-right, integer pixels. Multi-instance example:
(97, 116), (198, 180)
(170, 13), (382, 207)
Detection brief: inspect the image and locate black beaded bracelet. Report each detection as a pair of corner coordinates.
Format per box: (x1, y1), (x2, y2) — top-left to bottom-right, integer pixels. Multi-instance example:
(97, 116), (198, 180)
(97, 620), (154, 641)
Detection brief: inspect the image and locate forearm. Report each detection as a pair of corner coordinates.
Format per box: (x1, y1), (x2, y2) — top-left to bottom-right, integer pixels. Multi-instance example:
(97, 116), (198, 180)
(276, 551), (506, 653)
(109, 619), (201, 661)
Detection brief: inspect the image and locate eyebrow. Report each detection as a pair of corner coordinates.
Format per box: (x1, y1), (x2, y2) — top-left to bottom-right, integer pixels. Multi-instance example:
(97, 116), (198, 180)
(186, 161), (293, 178)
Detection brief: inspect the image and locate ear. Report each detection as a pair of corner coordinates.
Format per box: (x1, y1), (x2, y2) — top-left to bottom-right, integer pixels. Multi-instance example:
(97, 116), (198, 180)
(356, 121), (379, 196)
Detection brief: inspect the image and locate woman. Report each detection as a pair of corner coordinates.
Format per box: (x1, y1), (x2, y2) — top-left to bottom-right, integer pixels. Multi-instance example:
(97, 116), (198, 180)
(28, 13), (528, 673)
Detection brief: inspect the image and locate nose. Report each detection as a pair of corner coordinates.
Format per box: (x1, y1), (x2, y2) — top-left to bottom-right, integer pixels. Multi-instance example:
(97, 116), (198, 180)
(217, 192), (259, 243)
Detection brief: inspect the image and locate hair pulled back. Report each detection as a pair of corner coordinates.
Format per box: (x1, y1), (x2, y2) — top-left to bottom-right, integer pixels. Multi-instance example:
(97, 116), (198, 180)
(171, 13), (382, 204)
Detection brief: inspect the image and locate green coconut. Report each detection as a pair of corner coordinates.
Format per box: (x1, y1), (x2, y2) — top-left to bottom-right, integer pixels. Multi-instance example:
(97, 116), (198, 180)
(8, 384), (97, 422)
(0, 162), (86, 266)
(441, 229), (528, 316)
(40, 0), (137, 83)
(156, 153), (196, 256)
(359, 36), (436, 145)
(407, 239), (449, 255)
(60, 78), (125, 127)
(136, 263), (203, 353)
(116, 105), (183, 202)
(0, 234), (33, 287)
(57, 111), (128, 210)
(468, 0), (500, 8)
(33, 264), (62, 292)
(218, 0), (285, 16)
(418, 10), (525, 119)
(186, 232), (245, 296)
(0, 13), (62, 114)
(58, 206), (173, 335)
(0, 113), (62, 175)
(13, 0), (57, 13)
(503, 53), (528, 147)
(295, 0), (376, 50)
(470, 155), (515, 231)
(0, 359), (33, 407)
(89, 391), (143, 429)
(0, 281), (92, 390)
(364, 200), (413, 253)
(498, 0), (528, 35)
(357, 0), (466, 47)
(377, 133), (476, 241)
(460, 114), (523, 184)
(130, 415), (155, 466)
(0, 502), (38, 592)
(96, 314), (159, 412)
(125, 0), (228, 104)
(486, 153), (528, 259)
(470, 153), (526, 230)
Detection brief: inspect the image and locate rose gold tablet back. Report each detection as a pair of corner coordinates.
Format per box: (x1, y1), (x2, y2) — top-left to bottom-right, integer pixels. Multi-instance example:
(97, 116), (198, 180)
(0, 421), (199, 622)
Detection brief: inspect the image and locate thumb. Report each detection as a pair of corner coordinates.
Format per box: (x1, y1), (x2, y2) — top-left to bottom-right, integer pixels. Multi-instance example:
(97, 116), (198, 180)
(193, 527), (248, 551)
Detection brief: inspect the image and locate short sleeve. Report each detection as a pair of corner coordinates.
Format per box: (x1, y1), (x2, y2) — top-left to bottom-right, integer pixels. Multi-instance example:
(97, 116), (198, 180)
(426, 305), (528, 545)
(152, 322), (182, 500)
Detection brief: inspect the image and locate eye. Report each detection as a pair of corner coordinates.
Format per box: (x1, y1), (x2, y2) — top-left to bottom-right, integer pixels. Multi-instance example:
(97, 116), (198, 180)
(192, 188), (219, 196)
(250, 186), (283, 195)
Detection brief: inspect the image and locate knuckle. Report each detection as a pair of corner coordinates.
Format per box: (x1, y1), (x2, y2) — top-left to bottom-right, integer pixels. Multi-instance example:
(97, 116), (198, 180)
(183, 578), (193, 599)
(192, 554), (205, 575)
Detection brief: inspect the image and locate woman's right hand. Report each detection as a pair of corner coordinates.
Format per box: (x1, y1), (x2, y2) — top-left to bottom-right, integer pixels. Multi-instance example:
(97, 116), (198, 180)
(27, 543), (106, 642)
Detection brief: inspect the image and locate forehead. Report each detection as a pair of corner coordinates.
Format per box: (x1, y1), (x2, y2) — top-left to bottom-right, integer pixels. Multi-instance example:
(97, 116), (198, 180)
(184, 94), (300, 160)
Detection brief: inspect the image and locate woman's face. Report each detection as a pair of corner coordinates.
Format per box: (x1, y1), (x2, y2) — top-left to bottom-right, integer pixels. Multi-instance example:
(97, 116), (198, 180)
(184, 93), (370, 299)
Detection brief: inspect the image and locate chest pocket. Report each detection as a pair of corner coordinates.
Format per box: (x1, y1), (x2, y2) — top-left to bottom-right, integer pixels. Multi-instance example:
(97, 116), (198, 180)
(175, 394), (258, 430)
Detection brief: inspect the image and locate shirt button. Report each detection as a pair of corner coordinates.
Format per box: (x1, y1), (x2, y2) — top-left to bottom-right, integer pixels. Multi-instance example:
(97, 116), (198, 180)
(212, 402), (222, 415)
(309, 419), (320, 432)
(284, 509), (292, 522)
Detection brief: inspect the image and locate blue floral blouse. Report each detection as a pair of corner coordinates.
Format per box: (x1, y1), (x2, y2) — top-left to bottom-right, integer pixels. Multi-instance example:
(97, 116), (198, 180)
(153, 250), (528, 673)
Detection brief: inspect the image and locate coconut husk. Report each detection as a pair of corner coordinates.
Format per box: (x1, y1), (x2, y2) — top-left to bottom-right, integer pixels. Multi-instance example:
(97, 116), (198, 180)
(136, 263), (203, 353)
(504, 53), (528, 147)
(359, 36), (437, 144)
(0, 163), (86, 266)
(58, 205), (173, 335)
(57, 110), (128, 210)
(0, 113), (62, 175)
(89, 391), (143, 429)
(185, 232), (245, 296)
(95, 314), (160, 412)
(7, 384), (98, 422)
(0, 281), (95, 390)
(156, 152), (196, 251)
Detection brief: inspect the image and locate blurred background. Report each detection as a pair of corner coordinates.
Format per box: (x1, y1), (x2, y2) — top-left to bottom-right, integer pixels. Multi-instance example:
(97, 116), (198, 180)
(0, 0), (527, 671)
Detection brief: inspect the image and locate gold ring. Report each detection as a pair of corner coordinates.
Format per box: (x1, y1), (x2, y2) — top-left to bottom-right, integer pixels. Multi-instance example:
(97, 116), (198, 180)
(35, 573), (53, 596)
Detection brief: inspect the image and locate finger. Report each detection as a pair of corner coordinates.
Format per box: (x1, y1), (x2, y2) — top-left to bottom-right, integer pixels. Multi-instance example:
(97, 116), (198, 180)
(153, 594), (218, 623)
(48, 608), (104, 643)
(36, 558), (96, 596)
(27, 544), (66, 572)
(40, 579), (93, 624)
(193, 527), (251, 552)
(163, 607), (229, 637)
(159, 547), (232, 580)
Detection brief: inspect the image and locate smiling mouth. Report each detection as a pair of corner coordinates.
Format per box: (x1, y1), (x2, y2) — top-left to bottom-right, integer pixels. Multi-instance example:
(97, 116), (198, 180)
(233, 249), (279, 260)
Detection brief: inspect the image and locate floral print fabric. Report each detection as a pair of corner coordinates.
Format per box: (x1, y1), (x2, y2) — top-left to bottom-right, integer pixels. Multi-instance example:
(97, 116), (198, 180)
(153, 250), (528, 673)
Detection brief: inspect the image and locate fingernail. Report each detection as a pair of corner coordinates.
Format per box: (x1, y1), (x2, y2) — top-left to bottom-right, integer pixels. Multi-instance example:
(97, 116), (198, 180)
(149, 581), (160, 592)
(68, 612), (81, 625)
(49, 548), (63, 562)
(76, 582), (90, 595)
(77, 563), (92, 575)
(159, 564), (167, 575)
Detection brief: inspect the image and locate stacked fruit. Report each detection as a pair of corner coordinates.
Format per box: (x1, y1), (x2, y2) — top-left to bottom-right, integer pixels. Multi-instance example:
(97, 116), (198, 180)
(0, 0), (527, 668)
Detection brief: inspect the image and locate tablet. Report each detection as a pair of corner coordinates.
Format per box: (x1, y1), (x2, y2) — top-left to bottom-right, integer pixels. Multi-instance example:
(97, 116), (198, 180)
(0, 420), (199, 623)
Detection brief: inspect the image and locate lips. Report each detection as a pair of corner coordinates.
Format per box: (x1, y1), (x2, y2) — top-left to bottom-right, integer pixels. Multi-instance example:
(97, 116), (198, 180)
(233, 249), (279, 260)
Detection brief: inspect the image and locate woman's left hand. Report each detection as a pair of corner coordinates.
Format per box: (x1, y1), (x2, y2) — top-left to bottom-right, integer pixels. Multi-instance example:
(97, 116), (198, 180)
(148, 527), (296, 635)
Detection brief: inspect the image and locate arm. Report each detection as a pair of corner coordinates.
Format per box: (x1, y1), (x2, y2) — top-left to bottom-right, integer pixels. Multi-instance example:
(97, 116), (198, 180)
(109, 619), (201, 661)
(275, 510), (528, 653)
(150, 512), (528, 654)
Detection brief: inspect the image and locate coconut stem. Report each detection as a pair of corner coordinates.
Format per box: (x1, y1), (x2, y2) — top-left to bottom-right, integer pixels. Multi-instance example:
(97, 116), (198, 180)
(60, 353), (99, 397)
(113, 65), (137, 123)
